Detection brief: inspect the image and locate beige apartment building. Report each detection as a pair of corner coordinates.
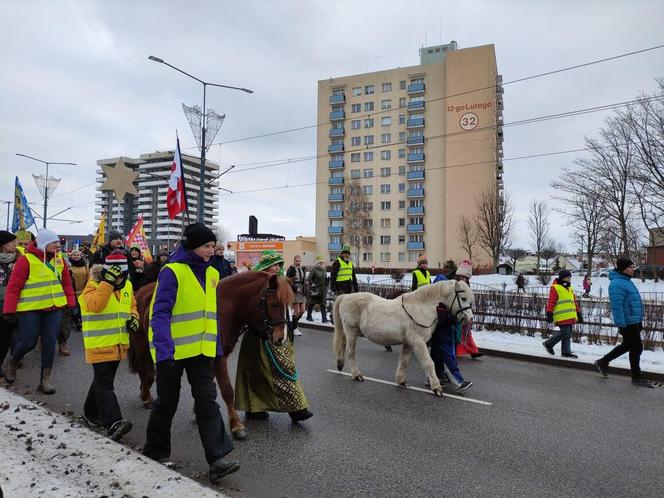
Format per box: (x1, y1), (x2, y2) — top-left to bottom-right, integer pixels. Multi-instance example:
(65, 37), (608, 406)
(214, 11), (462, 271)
(315, 42), (503, 268)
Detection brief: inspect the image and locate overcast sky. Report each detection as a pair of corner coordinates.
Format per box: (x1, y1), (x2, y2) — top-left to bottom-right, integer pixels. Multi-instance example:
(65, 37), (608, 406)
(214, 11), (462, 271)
(1, 0), (663, 251)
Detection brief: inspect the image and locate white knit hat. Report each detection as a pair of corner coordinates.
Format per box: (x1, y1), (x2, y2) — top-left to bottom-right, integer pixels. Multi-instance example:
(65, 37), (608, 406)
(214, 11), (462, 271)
(35, 229), (59, 250)
(456, 259), (473, 278)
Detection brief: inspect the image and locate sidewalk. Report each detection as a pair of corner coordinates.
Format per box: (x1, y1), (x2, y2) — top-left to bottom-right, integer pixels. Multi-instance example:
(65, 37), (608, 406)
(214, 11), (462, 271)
(0, 387), (226, 498)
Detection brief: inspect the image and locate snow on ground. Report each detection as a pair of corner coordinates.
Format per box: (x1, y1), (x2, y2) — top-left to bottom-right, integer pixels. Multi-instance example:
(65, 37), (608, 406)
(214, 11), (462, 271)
(0, 387), (225, 498)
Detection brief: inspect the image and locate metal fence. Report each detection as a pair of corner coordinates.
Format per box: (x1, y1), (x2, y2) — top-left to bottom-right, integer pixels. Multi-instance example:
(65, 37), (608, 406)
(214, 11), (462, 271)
(355, 279), (664, 351)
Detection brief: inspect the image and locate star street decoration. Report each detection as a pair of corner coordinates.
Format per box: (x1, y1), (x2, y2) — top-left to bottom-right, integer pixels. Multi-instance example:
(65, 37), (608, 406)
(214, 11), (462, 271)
(100, 158), (138, 200)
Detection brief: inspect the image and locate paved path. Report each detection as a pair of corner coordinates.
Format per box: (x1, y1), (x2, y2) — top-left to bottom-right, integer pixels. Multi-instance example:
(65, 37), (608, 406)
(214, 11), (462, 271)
(4, 325), (664, 497)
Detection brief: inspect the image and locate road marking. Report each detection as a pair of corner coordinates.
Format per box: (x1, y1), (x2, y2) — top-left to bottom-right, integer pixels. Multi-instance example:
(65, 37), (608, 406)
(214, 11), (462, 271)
(326, 370), (493, 406)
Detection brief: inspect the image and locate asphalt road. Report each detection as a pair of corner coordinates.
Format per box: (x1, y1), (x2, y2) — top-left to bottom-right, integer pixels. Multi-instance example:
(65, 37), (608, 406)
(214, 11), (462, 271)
(4, 325), (664, 498)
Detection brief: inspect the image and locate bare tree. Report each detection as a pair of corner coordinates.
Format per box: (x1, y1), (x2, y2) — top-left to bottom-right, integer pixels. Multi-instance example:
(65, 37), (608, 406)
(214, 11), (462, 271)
(474, 189), (516, 272)
(456, 214), (478, 260)
(540, 240), (558, 275)
(504, 247), (528, 274)
(342, 177), (373, 264)
(527, 200), (550, 275)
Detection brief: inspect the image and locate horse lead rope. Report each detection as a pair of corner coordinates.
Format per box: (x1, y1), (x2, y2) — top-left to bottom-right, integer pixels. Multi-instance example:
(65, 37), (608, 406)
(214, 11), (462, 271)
(401, 295), (438, 328)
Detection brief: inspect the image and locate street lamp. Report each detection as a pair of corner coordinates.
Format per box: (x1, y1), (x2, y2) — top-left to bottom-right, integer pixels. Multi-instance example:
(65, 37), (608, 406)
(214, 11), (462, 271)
(15, 153), (76, 228)
(148, 55), (253, 223)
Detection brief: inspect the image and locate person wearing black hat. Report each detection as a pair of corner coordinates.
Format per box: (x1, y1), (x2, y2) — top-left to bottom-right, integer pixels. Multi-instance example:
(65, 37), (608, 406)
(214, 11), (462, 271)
(543, 269), (583, 358)
(143, 222), (239, 481)
(594, 258), (655, 387)
(0, 231), (19, 377)
(91, 230), (128, 265)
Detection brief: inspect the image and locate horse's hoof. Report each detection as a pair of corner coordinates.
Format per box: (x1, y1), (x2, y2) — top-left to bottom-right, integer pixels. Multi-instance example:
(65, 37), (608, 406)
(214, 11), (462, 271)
(336, 360), (344, 371)
(352, 374), (364, 382)
(432, 387), (443, 397)
(232, 429), (248, 441)
(398, 381), (409, 388)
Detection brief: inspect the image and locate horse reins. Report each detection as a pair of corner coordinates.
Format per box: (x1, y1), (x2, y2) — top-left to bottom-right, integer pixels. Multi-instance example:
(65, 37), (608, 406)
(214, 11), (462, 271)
(401, 295), (437, 328)
(401, 284), (472, 327)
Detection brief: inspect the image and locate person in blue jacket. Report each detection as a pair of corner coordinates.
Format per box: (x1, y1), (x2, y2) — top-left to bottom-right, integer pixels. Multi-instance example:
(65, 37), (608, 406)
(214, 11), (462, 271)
(594, 258), (655, 388)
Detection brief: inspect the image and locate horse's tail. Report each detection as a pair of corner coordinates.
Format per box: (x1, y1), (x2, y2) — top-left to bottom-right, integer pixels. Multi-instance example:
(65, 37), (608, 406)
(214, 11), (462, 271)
(332, 294), (346, 371)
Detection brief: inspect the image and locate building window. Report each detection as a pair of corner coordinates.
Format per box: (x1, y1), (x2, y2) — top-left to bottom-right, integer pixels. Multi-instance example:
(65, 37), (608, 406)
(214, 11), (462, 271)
(381, 99), (392, 110)
(364, 151), (374, 161)
(410, 77), (424, 85)
(351, 153), (361, 162)
(399, 200), (406, 209)
(400, 80), (406, 90)
(381, 133), (391, 144)
(380, 167), (391, 177)
(398, 165), (406, 176)
(362, 185), (373, 194)
(380, 218), (391, 228)
(398, 183), (405, 193)
(398, 218), (405, 227)
(409, 130), (424, 138)
(363, 168), (374, 178)
(363, 235), (373, 245)
(330, 203), (343, 211)
(382, 82), (392, 92)
(410, 95), (424, 103)
(398, 252), (405, 262)
(364, 101), (374, 112)
(399, 114), (406, 124)
(380, 150), (391, 160)
(364, 135), (374, 145)
(330, 187), (343, 194)
(380, 252), (391, 262)
(410, 146), (424, 154)
(380, 235), (391, 245)
(399, 132), (406, 141)
(362, 201), (373, 211)
(380, 201), (391, 211)
(352, 103), (361, 113)
(410, 112), (424, 120)
(398, 235), (406, 244)
(331, 170), (344, 178)
(409, 181), (424, 190)
(351, 169), (361, 178)
(363, 219), (373, 228)
(330, 235), (341, 244)
(409, 234), (424, 242)
(331, 153), (343, 161)
(410, 216), (424, 225)
(352, 87), (362, 96)
(351, 136), (361, 146)
(381, 116), (392, 126)
(380, 184), (391, 194)
(364, 118), (374, 128)
(398, 149), (405, 158)
(399, 97), (406, 108)
(363, 253), (373, 262)
(365, 84), (374, 94)
(409, 164), (424, 172)
(410, 199), (424, 207)
(351, 119), (361, 129)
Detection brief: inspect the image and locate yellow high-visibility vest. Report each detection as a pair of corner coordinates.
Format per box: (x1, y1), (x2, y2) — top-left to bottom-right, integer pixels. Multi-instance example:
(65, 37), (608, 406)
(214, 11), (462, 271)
(17, 252), (67, 311)
(79, 280), (132, 349)
(552, 284), (578, 323)
(336, 257), (353, 282)
(16, 245), (25, 255)
(413, 269), (431, 288)
(148, 263), (218, 362)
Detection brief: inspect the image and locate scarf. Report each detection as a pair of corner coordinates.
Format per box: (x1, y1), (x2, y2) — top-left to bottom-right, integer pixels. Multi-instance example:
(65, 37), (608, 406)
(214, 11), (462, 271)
(0, 252), (16, 264)
(69, 258), (87, 267)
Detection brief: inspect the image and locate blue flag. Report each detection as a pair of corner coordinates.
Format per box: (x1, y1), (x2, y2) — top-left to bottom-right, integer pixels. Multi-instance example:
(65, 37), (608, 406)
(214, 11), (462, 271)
(12, 176), (36, 232)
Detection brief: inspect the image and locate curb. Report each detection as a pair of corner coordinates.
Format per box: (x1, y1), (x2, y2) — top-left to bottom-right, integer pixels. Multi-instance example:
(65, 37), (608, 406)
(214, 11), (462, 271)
(299, 322), (664, 382)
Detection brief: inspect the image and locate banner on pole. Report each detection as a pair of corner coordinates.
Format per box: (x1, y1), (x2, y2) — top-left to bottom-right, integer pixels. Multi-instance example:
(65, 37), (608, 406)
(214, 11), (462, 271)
(12, 176), (36, 232)
(126, 215), (153, 262)
(91, 211), (106, 254)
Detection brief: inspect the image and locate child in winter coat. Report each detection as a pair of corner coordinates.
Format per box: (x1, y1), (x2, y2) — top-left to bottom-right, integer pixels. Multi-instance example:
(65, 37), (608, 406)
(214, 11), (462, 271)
(543, 270), (583, 358)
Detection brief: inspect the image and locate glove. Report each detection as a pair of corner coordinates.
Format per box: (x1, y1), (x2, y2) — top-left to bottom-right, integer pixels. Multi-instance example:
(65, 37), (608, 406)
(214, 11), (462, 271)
(545, 311), (554, 323)
(102, 265), (123, 285)
(3, 313), (17, 326)
(126, 315), (139, 333)
(577, 313), (584, 324)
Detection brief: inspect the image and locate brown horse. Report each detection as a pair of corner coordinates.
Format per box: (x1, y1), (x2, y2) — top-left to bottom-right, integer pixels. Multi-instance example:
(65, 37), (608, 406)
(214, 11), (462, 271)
(129, 271), (294, 440)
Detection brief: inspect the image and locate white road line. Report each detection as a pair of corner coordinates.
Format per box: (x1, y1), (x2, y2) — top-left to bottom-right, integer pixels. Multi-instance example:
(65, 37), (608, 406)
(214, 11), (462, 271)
(326, 369), (493, 406)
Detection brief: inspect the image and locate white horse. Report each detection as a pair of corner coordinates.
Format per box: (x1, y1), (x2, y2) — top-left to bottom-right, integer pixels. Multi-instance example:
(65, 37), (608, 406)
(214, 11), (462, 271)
(332, 280), (474, 396)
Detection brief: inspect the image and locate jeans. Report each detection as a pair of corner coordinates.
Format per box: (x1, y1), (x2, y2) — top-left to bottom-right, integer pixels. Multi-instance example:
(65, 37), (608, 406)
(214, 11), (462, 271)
(144, 355), (234, 465)
(430, 322), (464, 387)
(84, 361), (122, 429)
(601, 323), (643, 380)
(13, 309), (63, 369)
(544, 324), (573, 355)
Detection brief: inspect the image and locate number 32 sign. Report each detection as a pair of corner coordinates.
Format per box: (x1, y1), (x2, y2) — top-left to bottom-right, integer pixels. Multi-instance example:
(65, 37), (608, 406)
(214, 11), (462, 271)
(459, 112), (478, 130)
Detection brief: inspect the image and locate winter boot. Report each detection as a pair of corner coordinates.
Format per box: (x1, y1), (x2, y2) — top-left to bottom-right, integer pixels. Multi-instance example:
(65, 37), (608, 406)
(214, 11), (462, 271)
(594, 359), (609, 378)
(209, 458), (240, 482)
(5, 358), (18, 384)
(543, 342), (555, 356)
(289, 408), (313, 423)
(305, 305), (314, 322)
(108, 419), (133, 441)
(632, 378), (656, 388)
(38, 368), (56, 394)
(457, 380), (473, 392)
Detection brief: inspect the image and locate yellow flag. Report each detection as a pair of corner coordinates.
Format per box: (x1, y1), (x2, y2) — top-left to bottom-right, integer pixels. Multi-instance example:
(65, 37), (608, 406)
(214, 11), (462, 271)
(91, 211), (106, 253)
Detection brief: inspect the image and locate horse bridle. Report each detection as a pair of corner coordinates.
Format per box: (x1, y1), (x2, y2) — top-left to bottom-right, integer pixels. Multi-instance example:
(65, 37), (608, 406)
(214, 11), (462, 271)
(256, 285), (288, 337)
(451, 285), (473, 320)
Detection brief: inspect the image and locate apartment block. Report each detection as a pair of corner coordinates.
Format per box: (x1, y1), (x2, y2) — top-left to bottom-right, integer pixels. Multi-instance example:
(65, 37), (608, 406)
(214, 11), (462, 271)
(315, 42), (503, 268)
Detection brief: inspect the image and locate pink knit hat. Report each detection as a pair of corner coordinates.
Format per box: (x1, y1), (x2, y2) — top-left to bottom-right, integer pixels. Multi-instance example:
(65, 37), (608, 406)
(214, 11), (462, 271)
(456, 259), (473, 278)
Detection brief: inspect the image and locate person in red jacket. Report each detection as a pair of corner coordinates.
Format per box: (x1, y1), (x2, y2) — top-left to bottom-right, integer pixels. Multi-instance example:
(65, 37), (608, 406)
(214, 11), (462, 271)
(2, 230), (75, 393)
(543, 270), (583, 359)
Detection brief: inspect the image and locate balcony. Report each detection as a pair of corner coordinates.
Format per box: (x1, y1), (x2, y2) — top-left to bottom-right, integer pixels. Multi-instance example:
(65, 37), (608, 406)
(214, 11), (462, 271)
(407, 224), (424, 233)
(407, 206), (425, 215)
(330, 110), (345, 121)
(328, 209), (343, 218)
(407, 118), (424, 128)
(407, 241), (425, 250)
(407, 83), (425, 94)
(329, 159), (345, 169)
(407, 153), (425, 163)
(328, 176), (344, 185)
(329, 128), (345, 138)
(328, 143), (344, 153)
(328, 226), (343, 234)
(407, 170), (425, 180)
(407, 188), (425, 198)
(328, 193), (344, 201)
(329, 94), (345, 104)
(328, 243), (343, 251)
(407, 100), (425, 110)
(407, 136), (424, 145)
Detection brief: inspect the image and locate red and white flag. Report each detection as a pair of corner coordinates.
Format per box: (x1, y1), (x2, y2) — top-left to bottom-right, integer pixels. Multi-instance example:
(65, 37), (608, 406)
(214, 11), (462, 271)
(167, 137), (188, 219)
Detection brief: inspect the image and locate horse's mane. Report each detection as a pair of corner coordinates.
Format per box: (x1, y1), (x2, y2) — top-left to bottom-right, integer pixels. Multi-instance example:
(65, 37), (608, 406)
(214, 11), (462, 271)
(403, 280), (455, 304)
(274, 275), (295, 305)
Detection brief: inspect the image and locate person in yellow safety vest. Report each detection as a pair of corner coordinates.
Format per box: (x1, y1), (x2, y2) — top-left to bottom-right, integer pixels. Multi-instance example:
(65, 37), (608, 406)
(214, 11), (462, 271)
(143, 223), (239, 483)
(14, 230), (34, 256)
(330, 245), (358, 295)
(79, 250), (137, 441)
(411, 256), (431, 291)
(543, 269), (583, 358)
(2, 230), (75, 393)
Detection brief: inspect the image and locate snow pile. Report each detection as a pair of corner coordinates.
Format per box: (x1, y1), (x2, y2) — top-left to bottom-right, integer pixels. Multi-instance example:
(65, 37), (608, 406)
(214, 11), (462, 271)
(0, 387), (225, 498)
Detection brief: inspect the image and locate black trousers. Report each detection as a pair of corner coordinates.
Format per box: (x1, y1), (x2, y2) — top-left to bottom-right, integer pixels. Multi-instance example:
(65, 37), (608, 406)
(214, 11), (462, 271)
(144, 355), (234, 465)
(0, 315), (16, 372)
(58, 307), (72, 345)
(602, 323), (643, 380)
(84, 360), (122, 429)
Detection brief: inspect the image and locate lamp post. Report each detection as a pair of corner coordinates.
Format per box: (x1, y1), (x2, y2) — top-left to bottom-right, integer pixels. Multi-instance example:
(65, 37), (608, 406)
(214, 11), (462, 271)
(148, 55), (253, 223)
(15, 153), (76, 228)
